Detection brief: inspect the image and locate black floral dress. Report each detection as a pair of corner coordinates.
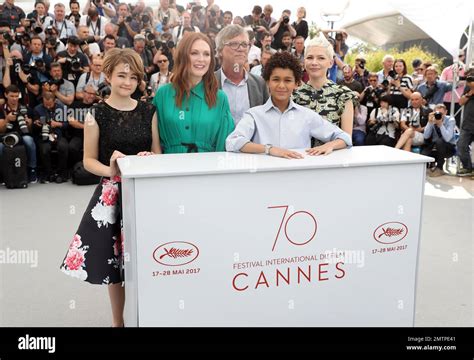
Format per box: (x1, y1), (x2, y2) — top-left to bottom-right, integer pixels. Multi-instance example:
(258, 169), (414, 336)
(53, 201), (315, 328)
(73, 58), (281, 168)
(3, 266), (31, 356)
(293, 81), (357, 146)
(60, 101), (155, 285)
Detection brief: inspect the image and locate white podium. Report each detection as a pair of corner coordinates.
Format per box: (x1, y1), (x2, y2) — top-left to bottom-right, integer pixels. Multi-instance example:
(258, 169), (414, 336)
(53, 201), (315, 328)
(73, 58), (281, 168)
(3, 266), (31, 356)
(118, 146), (433, 327)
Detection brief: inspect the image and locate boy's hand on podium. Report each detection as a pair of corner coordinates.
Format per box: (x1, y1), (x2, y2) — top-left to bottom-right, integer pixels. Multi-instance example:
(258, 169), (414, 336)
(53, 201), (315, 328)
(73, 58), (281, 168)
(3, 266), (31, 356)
(269, 147), (304, 159)
(306, 143), (335, 156)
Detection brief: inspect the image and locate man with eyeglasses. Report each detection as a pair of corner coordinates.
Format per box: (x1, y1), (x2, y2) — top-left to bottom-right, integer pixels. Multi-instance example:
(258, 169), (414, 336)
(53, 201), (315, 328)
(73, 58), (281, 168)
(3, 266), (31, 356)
(214, 24), (269, 125)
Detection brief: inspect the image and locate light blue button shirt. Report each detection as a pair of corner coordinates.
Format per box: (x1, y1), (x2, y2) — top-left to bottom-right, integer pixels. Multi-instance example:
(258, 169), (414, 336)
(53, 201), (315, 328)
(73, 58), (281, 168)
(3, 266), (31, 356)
(226, 97), (352, 152)
(220, 69), (251, 125)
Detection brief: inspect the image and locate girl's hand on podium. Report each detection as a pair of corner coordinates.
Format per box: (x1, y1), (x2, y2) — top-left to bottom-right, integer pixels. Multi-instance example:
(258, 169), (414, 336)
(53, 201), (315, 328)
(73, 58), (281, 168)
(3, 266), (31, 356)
(137, 151), (154, 156)
(109, 150), (126, 177)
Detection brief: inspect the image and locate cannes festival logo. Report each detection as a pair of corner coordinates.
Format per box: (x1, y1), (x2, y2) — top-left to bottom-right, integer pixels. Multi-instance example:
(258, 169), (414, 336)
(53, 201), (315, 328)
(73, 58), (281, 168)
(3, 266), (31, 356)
(153, 242), (200, 266)
(373, 222), (408, 244)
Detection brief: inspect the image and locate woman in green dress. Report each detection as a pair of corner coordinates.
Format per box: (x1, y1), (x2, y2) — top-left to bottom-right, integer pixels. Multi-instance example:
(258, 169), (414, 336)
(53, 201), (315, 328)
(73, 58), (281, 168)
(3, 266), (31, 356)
(152, 33), (235, 153)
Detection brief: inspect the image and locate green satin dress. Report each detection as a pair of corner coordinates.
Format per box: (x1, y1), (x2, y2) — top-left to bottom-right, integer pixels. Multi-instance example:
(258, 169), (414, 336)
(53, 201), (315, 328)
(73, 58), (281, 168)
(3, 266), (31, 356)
(152, 81), (235, 154)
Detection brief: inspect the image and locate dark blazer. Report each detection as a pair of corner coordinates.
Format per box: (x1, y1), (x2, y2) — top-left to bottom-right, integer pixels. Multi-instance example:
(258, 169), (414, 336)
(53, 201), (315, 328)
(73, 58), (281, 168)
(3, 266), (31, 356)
(215, 68), (269, 109)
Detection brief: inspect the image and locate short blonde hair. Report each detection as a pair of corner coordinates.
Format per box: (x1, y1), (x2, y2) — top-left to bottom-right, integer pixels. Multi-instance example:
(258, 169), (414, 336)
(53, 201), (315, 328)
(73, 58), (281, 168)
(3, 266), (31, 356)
(305, 34), (334, 59)
(102, 48), (145, 84)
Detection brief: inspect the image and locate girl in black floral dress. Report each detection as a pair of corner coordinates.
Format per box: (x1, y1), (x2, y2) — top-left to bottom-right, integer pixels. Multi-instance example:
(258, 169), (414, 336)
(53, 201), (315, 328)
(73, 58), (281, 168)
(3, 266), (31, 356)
(60, 48), (161, 327)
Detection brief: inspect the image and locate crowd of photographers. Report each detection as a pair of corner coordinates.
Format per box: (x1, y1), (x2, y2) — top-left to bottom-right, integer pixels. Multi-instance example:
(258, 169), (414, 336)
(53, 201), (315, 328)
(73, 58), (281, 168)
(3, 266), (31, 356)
(0, 0), (473, 186)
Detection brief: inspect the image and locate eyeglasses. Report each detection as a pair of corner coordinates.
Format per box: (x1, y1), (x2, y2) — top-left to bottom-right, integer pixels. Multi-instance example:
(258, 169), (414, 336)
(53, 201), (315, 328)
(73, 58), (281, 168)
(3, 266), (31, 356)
(224, 41), (251, 50)
(157, 59), (168, 63)
(369, 79), (377, 82)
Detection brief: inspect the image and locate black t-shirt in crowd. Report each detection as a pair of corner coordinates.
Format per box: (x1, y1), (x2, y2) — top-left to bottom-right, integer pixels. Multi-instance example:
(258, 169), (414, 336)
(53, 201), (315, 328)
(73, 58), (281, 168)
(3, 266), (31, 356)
(0, 103), (34, 134)
(56, 50), (89, 87)
(462, 87), (474, 132)
(66, 100), (94, 139)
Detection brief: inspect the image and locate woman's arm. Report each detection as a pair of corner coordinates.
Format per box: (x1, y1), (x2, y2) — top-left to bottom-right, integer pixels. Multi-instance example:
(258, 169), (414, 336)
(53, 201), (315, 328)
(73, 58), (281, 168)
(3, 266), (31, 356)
(340, 99), (354, 136)
(151, 112), (162, 154)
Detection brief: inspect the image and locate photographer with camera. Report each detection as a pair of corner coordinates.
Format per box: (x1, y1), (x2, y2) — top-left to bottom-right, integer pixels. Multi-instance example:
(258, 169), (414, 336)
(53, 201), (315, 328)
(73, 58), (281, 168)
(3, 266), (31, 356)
(243, 6), (268, 47)
(83, 0), (116, 20)
(76, 55), (105, 100)
(57, 36), (90, 87)
(66, 0), (81, 28)
(457, 70), (474, 176)
(395, 92), (432, 152)
(2, 49), (41, 108)
(173, 11), (199, 45)
(157, 0), (180, 34)
(388, 59), (414, 113)
(421, 103), (456, 177)
(0, 0), (25, 28)
(365, 95), (400, 147)
(270, 10), (296, 51)
(7, 26), (30, 55)
(26, 1), (47, 33)
(0, 85), (37, 182)
(133, 34), (155, 77)
(353, 57), (370, 88)
(32, 91), (69, 183)
(77, 25), (101, 57)
(43, 25), (66, 59)
(418, 66), (452, 109)
(23, 35), (51, 82)
(204, 4), (223, 33)
(42, 4), (77, 41)
(359, 73), (384, 121)
(80, 7), (108, 43)
(111, 3), (139, 45)
(43, 62), (75, 106)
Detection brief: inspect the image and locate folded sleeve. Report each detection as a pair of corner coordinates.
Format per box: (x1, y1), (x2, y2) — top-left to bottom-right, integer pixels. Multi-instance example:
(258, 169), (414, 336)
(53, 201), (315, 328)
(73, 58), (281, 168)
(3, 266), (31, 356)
(309, 112), (353, 148)
(225, 111), (256, 152)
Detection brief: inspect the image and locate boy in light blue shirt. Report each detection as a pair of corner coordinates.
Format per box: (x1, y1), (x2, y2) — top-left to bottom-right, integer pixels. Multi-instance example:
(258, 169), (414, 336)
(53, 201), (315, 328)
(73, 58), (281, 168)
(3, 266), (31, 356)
(225, 52), (352, 159)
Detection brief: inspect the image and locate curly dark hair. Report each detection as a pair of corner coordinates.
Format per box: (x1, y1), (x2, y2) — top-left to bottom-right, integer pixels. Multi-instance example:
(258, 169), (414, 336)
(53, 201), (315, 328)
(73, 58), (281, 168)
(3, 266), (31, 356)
(262, 52), (303, 84)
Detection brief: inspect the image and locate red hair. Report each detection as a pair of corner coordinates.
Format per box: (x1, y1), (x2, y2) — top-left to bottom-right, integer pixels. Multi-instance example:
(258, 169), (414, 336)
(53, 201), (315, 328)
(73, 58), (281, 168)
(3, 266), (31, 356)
(171, 33), (218, 108)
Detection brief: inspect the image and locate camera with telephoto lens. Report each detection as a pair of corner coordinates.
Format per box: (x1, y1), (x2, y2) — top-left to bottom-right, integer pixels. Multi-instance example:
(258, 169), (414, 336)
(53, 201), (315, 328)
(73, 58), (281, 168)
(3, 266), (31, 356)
(141, 14), (150, 24)
(48, 78), (64, 87)
(162, 15), (169, 26)
(16, 107), (30, 135)
(96, 82), (111, 98)
(282, 16), (290, 24)
(80, 36), (96, 46)
(145, 29), (155, 41)
(67, 13), (81, 27)
(29, 18), (43, 34)
(434, 111), (442, 120)
(40, 116), (52, 142)
(67, 57), (82, 71)
(388, 69), (398, 80)
(2, 132), (21, 147)
(210, 9), (216, 17)
(466, 76), (474, 83)
(46, 36), (57, 47)
(1, 31), (12, 42)
(45, 25), (55, 36)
